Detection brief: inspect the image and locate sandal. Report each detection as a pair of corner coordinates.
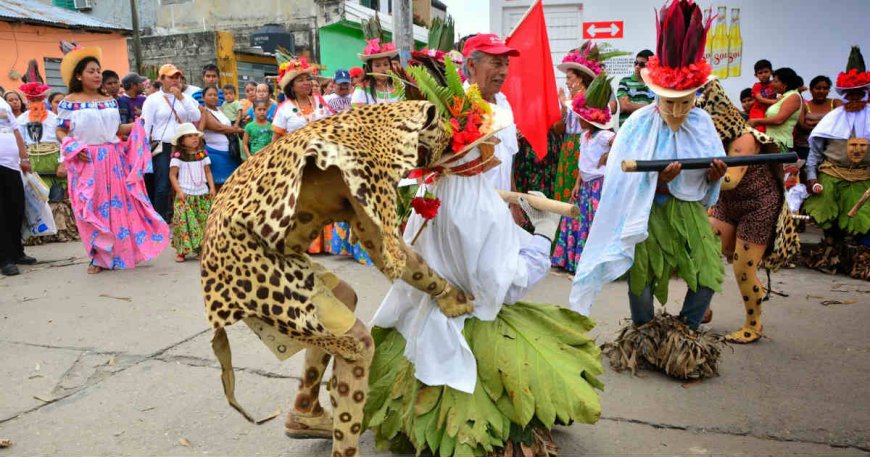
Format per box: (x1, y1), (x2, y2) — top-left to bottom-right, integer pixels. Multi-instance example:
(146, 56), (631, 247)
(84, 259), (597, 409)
(285, 411), (333, 440)
(87, 263), (103, 274)
(175, 254), (186, 263)
(702, 308), (713, 324)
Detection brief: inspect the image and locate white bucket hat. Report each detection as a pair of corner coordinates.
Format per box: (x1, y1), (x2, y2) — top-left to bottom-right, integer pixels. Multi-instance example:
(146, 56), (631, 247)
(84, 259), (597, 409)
(171, 122), (204, 146)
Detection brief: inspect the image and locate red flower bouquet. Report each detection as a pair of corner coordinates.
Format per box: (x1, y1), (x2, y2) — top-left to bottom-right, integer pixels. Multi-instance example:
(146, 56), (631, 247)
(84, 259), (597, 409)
(410, 196), (441, 220)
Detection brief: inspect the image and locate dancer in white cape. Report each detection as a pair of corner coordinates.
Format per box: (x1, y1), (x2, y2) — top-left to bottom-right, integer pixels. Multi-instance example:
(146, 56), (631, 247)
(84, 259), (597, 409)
(572, 0), (728, 380)
(365, 47), (603, 456)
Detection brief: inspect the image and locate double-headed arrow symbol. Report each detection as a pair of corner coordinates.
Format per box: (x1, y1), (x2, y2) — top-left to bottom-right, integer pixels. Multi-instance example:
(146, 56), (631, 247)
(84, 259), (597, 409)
(586, 22), (620, 37)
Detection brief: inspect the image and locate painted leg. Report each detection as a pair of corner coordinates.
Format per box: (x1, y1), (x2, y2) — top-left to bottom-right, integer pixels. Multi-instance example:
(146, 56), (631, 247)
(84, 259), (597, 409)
(725, 239), (767, 343)
(286, 279), (358, 439)
(328, 320), (374, 457)
(706, 217), (737, 324)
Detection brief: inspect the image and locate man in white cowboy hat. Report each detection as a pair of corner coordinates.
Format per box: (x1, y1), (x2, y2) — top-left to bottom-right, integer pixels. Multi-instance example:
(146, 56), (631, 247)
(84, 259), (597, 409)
(461, 34), (520, 195)
(802, 46), (870, 277)
(571, 0), (727, 351)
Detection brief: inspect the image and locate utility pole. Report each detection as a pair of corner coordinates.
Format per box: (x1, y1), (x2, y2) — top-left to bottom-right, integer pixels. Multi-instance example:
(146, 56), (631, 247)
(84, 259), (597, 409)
(130, 0), (143, 73)
(392, 0), (413, 65)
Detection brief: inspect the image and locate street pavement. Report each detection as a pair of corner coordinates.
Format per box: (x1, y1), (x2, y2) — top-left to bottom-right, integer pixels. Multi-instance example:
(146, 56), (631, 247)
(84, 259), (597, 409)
(1, 241), (868, 456)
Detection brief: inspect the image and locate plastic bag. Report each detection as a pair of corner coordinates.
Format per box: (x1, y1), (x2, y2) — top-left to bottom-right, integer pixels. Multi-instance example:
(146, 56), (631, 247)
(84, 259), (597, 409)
(21, 172), (57, 238)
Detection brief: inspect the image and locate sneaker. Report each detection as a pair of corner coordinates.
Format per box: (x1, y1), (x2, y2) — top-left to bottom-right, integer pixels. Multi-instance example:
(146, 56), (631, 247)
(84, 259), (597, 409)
(1, 262), (20, 276)
(15, 255), (37, 265)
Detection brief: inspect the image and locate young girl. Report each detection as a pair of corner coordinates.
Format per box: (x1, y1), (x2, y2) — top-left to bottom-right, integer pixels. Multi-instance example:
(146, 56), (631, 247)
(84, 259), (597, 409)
(552, 73), (616, 273)
(242, 99), (272, 158)
(169, 122), (215, 262)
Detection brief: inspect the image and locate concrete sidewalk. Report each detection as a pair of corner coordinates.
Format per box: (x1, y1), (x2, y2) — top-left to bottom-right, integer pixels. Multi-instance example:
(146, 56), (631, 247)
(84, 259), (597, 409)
(1, 241), (868, 456)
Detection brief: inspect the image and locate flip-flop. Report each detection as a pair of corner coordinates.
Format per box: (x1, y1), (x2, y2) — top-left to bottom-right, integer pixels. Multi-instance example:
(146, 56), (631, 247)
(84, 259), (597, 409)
(175, 254), (186, 263)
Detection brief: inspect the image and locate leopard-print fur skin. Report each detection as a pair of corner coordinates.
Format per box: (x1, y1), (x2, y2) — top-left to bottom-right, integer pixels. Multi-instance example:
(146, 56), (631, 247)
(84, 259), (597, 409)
(201, 101), (459, 456)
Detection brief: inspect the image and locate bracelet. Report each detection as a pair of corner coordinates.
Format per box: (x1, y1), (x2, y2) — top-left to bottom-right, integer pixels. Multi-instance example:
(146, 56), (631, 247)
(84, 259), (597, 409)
(432, 284), (451, 300)
(19, 157), (30, 162)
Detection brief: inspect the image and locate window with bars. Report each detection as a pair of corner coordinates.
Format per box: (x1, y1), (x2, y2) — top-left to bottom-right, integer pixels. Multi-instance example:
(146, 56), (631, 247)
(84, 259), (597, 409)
(44, 58), (67, 94)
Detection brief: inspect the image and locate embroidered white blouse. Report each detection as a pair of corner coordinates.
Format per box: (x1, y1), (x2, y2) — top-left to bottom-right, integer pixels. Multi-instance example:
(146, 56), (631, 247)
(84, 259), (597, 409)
(56, 99), (120, 145)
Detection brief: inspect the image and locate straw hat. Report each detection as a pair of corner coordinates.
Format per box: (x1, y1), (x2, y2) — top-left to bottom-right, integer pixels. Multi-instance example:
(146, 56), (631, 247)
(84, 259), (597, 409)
(357, 39), (398, 61)
(278, 58), (316, 91)
(59, 41), (102, 87)
(171, 122), (204, 146)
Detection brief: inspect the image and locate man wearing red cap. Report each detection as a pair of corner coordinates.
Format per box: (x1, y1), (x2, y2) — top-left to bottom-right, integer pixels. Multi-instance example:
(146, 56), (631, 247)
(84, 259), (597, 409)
(462, 34), (521, 198)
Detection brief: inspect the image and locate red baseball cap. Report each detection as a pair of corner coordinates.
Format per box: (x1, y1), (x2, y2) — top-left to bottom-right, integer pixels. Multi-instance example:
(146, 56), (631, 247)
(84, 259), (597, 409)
(462, 33), (519, 58)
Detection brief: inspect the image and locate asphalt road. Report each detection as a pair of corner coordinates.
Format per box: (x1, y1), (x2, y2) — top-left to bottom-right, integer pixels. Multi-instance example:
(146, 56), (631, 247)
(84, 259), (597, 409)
(1, 241), (868, 456)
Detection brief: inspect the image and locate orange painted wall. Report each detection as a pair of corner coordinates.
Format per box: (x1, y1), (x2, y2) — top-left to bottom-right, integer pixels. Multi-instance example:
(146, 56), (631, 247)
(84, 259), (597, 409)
(0, 22), (129, 92)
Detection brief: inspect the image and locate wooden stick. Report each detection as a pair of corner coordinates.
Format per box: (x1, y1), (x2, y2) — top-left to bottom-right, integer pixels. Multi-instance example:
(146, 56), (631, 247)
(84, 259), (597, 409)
(497, 190), (579, 219)
(621, 152), (798, 172)
(848, 187), (870, 217)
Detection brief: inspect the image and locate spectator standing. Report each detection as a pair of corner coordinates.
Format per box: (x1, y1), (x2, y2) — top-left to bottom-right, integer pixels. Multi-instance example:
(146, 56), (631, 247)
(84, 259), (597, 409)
(141, 63), (202, 222)
(242, 99), (272, 158)
(198, 85), (243, 190)
(739, 88), (753, 120)
(748, 68), (803, 152)
(0, 94), (35, 276)
(102, 70), (129, 123)
(181, 75), (200, 97)
(192, 64), (224, 107)
(168, 123), (214, 262)
(245, 83), (278, 122)
(324, 69), (353, 113)
(616, 50), (656, 125)
(145, 81), (161, 96)
(48, 92), (64, 114)
(4, 91), (25, 118)
(239, 81), (258, 119)
(794, 75), (842, 160)
(349, 66), (365, 89)
(56, 43), (169, 274)
(120, 72), (148, 121)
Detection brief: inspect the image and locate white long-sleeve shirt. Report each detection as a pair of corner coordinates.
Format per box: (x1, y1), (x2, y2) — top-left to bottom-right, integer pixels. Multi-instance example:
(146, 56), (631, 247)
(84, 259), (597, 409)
(141, 90), (201, 148)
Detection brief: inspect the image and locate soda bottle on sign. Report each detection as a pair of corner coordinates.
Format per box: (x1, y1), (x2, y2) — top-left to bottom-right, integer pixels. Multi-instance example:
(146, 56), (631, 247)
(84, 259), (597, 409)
(711, 6), (729, 79)
(728, 8), (742, 77)
(703, 6), (713, 65)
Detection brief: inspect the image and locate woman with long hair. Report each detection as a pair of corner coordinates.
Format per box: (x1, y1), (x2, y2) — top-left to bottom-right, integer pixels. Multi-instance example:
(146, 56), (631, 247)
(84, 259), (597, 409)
(4, 91), (25, 118)
(794, 75), (842, 160)
(55, 42), (169, 274)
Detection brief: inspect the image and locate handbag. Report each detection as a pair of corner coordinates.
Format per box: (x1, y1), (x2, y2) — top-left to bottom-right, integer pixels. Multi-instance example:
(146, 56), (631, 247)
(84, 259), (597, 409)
(226, 133), (242, 163)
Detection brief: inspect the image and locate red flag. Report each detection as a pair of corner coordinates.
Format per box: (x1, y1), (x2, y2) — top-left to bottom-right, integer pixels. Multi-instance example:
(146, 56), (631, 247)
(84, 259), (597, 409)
(502, 0), (561, 159)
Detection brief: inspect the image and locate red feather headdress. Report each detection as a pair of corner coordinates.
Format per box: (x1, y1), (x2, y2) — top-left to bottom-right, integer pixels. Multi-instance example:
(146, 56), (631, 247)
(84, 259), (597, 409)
(645, 0), (713, 93)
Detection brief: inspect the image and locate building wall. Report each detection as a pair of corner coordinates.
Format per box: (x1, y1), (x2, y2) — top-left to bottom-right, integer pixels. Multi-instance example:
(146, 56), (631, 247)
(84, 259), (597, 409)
(491, 0), (870, 104)
(152, 0), (318, 36)
(136, 31), (217, 84)
(0, 22), (129, 92)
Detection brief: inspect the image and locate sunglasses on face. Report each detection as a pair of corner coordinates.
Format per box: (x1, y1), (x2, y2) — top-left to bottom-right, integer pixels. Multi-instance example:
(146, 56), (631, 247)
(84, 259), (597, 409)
(634, 61), (647, 68)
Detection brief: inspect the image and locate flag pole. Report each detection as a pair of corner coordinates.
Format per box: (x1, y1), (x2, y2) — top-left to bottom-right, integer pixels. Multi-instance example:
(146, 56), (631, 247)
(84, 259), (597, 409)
(507, 0), (541, 40)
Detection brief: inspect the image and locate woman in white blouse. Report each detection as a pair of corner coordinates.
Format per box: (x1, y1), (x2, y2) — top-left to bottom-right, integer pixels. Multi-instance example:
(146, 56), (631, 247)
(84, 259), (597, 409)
(55, 44), (169, 274)
(141, 64), (201, 222)
(271, 59), (332, 141)
(199, 85), (244, 189)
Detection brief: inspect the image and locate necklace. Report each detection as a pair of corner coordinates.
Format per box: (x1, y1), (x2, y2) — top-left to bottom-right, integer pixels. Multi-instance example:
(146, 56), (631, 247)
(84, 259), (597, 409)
(290, 96), (317, 122)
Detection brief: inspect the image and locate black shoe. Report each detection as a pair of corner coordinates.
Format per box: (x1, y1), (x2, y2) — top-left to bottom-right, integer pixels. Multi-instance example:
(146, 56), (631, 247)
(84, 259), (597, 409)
(1, 262), (20, 276)
(15, 255), (37, 265)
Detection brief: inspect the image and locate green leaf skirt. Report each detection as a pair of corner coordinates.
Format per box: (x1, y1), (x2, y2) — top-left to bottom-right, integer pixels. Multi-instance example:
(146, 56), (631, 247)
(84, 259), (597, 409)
(364, 302), (603, 457)
(802, 173), (870, 235)
(629, 198), (724, 305)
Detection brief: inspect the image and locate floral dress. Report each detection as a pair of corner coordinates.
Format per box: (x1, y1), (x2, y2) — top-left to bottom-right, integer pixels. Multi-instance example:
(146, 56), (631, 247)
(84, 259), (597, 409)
(58, 99), (169, 269)
(555, 110), (584, 202)
(170, 152), (212, 255)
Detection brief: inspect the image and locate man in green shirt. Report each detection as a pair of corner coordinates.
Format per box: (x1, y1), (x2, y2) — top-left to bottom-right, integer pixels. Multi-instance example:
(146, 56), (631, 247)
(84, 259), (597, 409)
(617, 49), (656, 125)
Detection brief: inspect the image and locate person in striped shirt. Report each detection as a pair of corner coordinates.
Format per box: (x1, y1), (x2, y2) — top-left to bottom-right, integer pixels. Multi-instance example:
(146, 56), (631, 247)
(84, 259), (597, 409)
(617, 49), (656, 125)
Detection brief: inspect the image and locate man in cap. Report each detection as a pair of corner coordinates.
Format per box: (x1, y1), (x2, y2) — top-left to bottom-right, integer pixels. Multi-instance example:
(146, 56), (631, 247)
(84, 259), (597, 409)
(324, 69), (353, 114)
(141, 64), (202, 222)
(120, 72), (147, 120)
(461, 33), (522, 222)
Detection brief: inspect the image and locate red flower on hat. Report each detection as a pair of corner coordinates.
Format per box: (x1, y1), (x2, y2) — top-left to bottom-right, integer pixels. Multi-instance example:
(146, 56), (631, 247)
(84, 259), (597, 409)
(363, 39), (396, 55)
(837, 68), (870, 90)
(645, 56), (711, 90)
(572, 93), (612, 126)
(410, 196), (441, 220)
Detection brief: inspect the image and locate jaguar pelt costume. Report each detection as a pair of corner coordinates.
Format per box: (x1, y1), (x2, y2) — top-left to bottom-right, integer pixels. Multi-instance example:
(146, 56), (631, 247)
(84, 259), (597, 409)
(200, 101), (473, 457)
(697, 80), (800, 343)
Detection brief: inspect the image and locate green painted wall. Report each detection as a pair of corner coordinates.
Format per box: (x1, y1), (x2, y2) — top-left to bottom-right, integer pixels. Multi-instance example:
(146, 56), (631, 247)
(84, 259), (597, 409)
(318, 22), (424, 77)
